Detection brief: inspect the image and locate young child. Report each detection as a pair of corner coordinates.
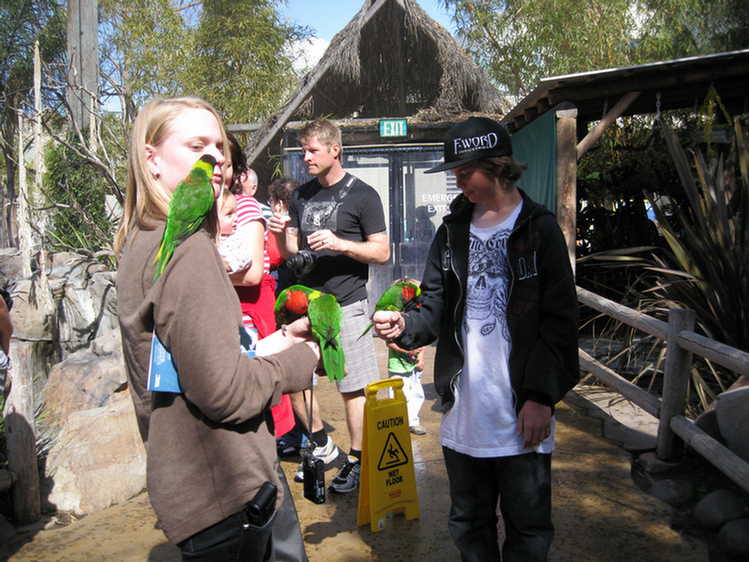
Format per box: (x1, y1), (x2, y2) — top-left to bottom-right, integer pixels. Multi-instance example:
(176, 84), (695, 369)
(217, 188), (253, 274)
(386, 278), (427, 435)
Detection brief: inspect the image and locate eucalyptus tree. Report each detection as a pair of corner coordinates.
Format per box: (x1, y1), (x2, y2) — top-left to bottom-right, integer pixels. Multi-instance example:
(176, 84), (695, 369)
(190, 0), (310, 124)
(439, 0), (749, 98)
(39, 0), (308, 260)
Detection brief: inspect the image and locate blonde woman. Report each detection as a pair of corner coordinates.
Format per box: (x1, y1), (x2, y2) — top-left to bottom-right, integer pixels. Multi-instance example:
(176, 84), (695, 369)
(115, 97), (319, 561)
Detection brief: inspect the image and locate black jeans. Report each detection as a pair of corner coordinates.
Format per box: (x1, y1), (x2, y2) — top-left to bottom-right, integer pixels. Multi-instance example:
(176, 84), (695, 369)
(179, 504), (276, 562)
(443, 447), (554, 562)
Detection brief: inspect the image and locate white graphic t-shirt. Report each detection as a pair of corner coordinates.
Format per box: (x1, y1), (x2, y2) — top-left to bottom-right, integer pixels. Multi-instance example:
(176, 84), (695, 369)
(440, 201), (555, 457)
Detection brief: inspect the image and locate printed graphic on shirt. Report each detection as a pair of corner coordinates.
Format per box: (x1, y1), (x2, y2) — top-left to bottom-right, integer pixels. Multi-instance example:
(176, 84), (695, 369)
(465, 228), (512, 340)
(301, 198), (338, 233)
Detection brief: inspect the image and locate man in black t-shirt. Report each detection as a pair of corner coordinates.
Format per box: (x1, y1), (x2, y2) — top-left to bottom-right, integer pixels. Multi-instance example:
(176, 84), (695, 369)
(269, 118), (389, 494)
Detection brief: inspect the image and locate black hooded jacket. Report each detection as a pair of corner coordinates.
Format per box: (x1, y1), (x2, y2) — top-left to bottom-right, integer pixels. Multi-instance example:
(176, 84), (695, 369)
(395, 189), (580, 415)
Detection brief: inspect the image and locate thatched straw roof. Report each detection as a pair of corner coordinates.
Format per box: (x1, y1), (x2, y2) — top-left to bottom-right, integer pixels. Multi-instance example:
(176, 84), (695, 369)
(246, 0), (510, 165)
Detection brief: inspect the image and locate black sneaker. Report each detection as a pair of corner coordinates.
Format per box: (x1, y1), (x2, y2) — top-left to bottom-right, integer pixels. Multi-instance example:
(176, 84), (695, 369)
(328, 456), (361, 493)
(277, 438), (302, 457)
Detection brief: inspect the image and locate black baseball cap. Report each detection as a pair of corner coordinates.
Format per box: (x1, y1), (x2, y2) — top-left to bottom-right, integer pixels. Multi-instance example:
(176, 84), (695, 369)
(425, 117), (513, 174)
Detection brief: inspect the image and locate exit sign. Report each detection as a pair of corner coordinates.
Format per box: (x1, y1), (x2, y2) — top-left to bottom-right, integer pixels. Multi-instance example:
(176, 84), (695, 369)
(380, 119), (407, 138)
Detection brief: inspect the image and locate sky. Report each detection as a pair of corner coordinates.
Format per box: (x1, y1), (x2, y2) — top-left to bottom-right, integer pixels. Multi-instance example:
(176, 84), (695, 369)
(281, 0), (456, 70)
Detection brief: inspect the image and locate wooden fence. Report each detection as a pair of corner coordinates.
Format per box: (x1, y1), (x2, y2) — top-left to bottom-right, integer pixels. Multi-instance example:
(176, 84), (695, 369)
(578, 286), (749, 494)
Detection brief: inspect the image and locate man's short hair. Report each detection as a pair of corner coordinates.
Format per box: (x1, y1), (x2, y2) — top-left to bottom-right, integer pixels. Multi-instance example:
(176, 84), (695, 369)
(299, 118), (342, 156)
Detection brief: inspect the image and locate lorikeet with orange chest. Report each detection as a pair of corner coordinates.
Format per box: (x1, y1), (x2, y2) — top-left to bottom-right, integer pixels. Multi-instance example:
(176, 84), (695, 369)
(274, 284), (322, 325)
(274, 285), (345, 382)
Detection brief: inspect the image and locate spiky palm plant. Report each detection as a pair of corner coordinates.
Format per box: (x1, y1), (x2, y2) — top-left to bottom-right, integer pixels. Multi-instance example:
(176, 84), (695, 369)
(647, 116), (749, 357)
(580, 115), (748, 412)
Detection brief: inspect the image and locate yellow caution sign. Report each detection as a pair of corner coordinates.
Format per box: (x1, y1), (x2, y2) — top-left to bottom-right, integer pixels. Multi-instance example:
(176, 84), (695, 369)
(358, 378), (419, 532)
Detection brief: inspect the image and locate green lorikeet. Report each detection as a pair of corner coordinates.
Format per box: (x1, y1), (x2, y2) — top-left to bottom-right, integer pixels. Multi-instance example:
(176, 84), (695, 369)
(359, 280), (422, 339)
(274, 284), (344, 382)
(307, 293), (345, 383)
(153, 154), (217, 283)
(274, 284), (322, 326)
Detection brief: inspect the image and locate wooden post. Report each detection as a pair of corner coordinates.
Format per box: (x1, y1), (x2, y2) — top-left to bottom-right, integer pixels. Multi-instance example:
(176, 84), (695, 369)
(656, 309), (696, 462)
(556, 105), (578, 273)
(66, 0), (98, 130)
(4, 341), (41, 525)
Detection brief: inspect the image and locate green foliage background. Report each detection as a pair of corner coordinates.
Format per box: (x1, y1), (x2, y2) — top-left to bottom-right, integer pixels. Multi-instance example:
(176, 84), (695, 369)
(43, 137), (117, 267)
(439, 0), (749, 97)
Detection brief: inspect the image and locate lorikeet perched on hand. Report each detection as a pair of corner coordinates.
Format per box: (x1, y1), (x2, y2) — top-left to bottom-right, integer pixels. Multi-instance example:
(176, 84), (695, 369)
(359, 280), (422, 339)
(153, 154), (217, 283)
(274, 285), (345, 382)
(274, 284), (322, 326)
(307, 293), (345, 383)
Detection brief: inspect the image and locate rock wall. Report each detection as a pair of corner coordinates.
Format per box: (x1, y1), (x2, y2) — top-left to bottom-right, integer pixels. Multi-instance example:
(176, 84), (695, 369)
(1, 249), (145, 520)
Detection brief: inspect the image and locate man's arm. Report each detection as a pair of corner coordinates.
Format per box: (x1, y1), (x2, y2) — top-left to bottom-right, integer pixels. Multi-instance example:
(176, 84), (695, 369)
(307, 230), (389, 265)
(268, 214), (300, 259)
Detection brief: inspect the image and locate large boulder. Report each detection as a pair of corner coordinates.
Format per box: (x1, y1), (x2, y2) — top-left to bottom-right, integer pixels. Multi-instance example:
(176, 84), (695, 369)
(0, 249), (29, 286)
(1, 251), (142, 519)
(694, 490), (747, 529)
(5, 251), (118, 371)
(38, 329), (147, 517)
(38, 338), (127, 437)
(42, 396), (146, 515)
(715, 385), (749, 464)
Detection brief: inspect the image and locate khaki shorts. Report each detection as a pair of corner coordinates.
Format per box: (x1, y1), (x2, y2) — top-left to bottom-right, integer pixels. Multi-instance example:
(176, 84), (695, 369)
(336, 299), (380, 393)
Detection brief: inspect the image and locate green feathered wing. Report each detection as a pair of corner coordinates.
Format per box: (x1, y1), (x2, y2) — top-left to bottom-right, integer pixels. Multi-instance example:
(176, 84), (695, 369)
(358, 281), (421, 339)
(307, 293), (345, 383)
(153, 154), (217, 283)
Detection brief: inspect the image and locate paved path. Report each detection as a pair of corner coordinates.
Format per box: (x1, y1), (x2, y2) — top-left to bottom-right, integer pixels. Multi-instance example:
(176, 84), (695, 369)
(0, 341), (708, 561)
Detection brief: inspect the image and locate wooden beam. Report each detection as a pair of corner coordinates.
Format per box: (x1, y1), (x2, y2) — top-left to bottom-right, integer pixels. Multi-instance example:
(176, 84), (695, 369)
(577, 91), (641, 160)
(578, 349), (661, 418)
(546, 61), (749, 108)
(676, 331), (749, 377)
(657, 309), (696, 461)
(577, 286), (669, 340)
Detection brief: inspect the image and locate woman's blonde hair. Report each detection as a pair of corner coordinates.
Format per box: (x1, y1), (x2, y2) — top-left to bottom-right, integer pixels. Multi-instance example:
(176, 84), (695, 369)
(113, 97), (229, 260)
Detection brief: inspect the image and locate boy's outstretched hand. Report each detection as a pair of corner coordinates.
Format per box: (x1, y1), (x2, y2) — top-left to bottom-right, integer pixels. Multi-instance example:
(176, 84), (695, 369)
(372, 310), (404, 340)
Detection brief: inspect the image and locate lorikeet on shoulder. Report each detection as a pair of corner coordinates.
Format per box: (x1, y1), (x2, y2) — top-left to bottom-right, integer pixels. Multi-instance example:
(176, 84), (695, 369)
(153, 154), (217, 283)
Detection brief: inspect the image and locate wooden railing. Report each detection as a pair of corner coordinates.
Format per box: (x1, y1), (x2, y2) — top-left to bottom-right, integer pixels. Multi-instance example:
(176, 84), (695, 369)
(577, 286), (749, 494)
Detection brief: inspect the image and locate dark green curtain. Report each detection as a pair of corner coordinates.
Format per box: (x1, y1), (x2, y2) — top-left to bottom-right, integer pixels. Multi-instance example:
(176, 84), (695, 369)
(510, 109), (557, 212)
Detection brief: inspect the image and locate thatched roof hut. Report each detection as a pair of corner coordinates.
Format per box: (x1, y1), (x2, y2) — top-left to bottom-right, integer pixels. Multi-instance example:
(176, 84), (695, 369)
(244, 0), (510, 177)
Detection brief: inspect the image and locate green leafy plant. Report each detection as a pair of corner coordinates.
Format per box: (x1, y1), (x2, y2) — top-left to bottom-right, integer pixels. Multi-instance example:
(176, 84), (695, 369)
(583, 113), (748, 413)
(42, 137), (117, 267)
(648, 115), (749, 355)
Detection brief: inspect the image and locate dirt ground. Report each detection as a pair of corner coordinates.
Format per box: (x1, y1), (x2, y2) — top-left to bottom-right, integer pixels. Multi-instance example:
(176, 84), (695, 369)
(0, 339), (710, 561)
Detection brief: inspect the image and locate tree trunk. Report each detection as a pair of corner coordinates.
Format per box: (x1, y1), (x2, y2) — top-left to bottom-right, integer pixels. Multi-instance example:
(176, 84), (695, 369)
(4, 341), (41, 526)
